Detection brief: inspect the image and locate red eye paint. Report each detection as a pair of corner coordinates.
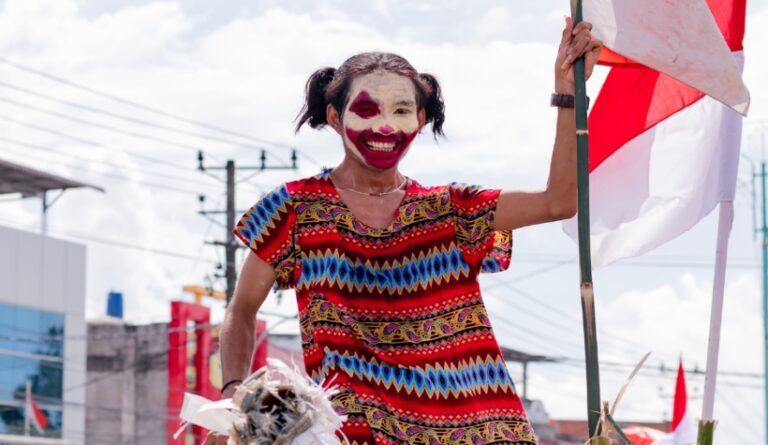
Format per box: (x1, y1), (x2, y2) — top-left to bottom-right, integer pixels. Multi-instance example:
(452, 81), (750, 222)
(348, 91), (380, 119)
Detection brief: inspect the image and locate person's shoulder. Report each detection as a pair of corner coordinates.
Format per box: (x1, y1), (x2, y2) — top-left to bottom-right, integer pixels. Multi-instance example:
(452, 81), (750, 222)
(283, 169), (333, 198)
(408, 179), (450, 195)
(411, 181), (488, 200)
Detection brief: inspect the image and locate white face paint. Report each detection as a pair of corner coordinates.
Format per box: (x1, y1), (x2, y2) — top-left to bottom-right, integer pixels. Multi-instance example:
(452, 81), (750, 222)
(340, 70), (421, 170)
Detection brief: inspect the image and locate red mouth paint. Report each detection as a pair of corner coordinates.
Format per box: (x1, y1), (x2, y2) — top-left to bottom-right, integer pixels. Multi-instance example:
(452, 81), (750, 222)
(345, 127), (419, 170)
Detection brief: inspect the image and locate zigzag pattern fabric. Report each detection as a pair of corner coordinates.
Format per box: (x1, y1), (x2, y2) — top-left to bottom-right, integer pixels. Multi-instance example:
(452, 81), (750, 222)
(319, 349), (515, 399)
(238, 184), (291, 244)
(234, 170), (535, 445)
(298, 247), (470, 293)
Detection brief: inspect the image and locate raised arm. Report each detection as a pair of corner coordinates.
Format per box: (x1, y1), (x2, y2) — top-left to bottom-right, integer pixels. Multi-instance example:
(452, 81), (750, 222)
(493, 18), (602, 231)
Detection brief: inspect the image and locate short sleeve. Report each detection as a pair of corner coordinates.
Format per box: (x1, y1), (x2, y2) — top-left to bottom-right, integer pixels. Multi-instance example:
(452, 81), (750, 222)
(233, 184), (297, 289)
(449, 183), (512, 274)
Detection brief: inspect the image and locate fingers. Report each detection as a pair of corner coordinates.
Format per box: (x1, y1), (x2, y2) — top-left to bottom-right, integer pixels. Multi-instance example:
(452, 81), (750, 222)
(584, 38), (603, 79)
(560, 21), (599, 70)
(560, 16), (574, 46)
(202, 432), (229, 445)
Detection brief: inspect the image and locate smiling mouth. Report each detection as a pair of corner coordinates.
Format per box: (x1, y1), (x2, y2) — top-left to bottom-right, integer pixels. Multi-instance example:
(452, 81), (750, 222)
(365, 140), (397, 152)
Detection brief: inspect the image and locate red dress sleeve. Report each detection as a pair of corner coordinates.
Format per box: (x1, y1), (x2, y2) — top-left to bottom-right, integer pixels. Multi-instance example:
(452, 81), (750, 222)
(233, 184), (297, 289)
(449, 183), (512, 273)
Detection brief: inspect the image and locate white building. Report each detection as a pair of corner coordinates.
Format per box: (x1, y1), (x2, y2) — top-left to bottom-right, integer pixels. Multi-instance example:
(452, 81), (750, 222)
(0, 159), (101, 444)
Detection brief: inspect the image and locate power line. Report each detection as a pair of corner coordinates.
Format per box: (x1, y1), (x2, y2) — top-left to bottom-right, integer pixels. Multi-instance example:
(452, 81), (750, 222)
(483, 276), (713, 365)
(0, 80), (286, 154)
(511, 252), (760, 269)
(0, 217), (219, 264)
(716, 387), (763, 440)
(0, 138), (229, 193)
(0, 95), (216, 153)
(0, 145), (203, 197)
(0, 113), (197, 173)
(0, 57), (303, 167)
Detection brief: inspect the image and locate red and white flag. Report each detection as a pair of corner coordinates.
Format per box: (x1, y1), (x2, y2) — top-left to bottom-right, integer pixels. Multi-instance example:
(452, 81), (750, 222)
(651, 360), (696, 445)
(564, 0), (748, 267)
(25, 383), (49, 434)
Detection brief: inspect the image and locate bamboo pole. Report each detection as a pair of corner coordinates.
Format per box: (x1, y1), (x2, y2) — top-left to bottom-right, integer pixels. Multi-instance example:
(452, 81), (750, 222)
(571, 0), (602, 438)
(698, 420), (717, 445)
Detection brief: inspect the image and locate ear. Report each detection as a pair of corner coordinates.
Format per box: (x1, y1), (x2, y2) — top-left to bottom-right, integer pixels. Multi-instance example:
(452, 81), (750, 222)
(417, 108), (426, 131)
(326, 104), (343, 135)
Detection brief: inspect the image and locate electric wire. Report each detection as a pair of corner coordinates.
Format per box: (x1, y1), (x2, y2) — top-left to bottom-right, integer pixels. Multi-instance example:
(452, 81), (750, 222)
(0, 145), (203, 197)
(0, 80), (284, 154)
(715, 387), (763, 440)
(0, 95), (211, 153)
(0, 217), (219, 264)
(0, 57), (299, 167)
(0, 114), (197, 173)
(0, 139), (228, 194)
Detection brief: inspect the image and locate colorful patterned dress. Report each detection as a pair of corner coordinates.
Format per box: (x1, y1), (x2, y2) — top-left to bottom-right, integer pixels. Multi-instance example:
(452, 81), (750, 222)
(234, 170), (536, 445)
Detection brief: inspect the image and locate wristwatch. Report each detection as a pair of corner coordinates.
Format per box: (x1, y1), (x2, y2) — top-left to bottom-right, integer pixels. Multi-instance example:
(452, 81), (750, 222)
(550, 93), (590, 109)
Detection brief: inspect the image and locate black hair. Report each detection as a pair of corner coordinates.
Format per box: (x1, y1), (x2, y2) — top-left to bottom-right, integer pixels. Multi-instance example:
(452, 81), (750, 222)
(295, 52), (445, 137)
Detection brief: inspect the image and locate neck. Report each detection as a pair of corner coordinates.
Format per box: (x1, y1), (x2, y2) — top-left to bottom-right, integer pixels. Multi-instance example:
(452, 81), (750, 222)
(333, 157), (404, 194)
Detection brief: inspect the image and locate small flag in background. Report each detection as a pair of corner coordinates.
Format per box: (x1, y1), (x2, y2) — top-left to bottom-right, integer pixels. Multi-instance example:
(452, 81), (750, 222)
(563, 0), (748, 267)
(25, 381), (49, 434)
(622, 360), (695, 445)
(651, 360), (696, 445)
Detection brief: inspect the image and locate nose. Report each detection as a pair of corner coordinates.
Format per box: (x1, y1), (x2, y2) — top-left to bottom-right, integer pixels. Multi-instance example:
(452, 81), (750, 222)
(376, 124), (395, 135)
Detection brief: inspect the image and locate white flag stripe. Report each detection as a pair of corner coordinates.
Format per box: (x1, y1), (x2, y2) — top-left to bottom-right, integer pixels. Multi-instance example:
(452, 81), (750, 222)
(564, 53), (743, 268)
(650, 410), (697, 445)
(583, 0), (750, 114)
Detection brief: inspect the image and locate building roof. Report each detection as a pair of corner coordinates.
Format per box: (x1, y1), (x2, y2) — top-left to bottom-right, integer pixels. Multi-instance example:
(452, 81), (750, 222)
(0, 157), (104, 197)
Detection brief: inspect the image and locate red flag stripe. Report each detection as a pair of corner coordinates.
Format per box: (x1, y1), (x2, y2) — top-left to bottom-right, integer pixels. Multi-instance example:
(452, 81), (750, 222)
(671, 361), (688, 432)
(706, 0), (746, 51)
(588, 69), (704, 172)
(30, 395), (49, 430)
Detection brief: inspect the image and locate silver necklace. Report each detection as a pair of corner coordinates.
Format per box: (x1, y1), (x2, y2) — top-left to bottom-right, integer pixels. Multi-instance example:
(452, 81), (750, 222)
(333, 175), (408, 197)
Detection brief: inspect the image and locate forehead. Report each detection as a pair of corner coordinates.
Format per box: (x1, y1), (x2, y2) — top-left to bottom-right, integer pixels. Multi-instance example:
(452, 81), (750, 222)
(346, 71), (417, 105)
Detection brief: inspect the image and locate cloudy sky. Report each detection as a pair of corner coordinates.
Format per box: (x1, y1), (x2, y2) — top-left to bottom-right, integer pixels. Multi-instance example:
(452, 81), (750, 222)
(0, 0), (767, 442)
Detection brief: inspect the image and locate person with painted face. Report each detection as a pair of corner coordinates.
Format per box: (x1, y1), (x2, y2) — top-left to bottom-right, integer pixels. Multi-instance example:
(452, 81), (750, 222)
(207, 18), (601, 445)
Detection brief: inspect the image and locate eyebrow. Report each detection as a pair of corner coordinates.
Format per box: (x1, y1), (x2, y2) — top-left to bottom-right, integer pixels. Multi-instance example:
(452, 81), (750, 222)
(395, 100), (416, 106)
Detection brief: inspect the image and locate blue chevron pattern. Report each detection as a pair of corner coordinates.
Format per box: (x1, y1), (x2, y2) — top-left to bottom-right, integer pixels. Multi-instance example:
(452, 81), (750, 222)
(316, 349), (515, 399)
(236, 185), (291, 244)
(481, 256), (503, 273)
(449, 182), (483, 194)
(297, 246), (471, 293)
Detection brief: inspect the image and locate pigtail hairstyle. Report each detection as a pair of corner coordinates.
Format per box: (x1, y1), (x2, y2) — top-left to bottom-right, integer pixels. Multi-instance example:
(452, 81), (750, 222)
(295, 67), (336, 132)
(295, 52), (447, 138)
(418, 73), (445, 138)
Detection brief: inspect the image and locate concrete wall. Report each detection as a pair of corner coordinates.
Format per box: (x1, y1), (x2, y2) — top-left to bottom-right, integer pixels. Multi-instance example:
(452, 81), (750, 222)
(85, 322), (167, 445)
(0, 225), (86, 445)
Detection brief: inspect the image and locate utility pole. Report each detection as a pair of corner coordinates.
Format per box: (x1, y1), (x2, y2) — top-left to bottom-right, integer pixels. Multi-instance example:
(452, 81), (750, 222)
(761, 160), (768, 445)
(198, 150), (298, 304)
(226, 160), (236, 307)
(752, 122), (768, 445)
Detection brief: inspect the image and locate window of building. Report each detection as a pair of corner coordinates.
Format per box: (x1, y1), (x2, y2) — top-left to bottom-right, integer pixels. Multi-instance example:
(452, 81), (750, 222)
(0, 302), (64, 437)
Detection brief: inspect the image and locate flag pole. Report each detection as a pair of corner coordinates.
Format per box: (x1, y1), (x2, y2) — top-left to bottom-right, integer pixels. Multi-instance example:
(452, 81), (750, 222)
(571, 0), (602, 439)
(698, 201), (734, 444)
(24, 380), (30, 436)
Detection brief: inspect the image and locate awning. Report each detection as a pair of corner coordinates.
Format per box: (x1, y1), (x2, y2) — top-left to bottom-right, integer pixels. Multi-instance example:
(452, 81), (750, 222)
(0, 157), (104, 197)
